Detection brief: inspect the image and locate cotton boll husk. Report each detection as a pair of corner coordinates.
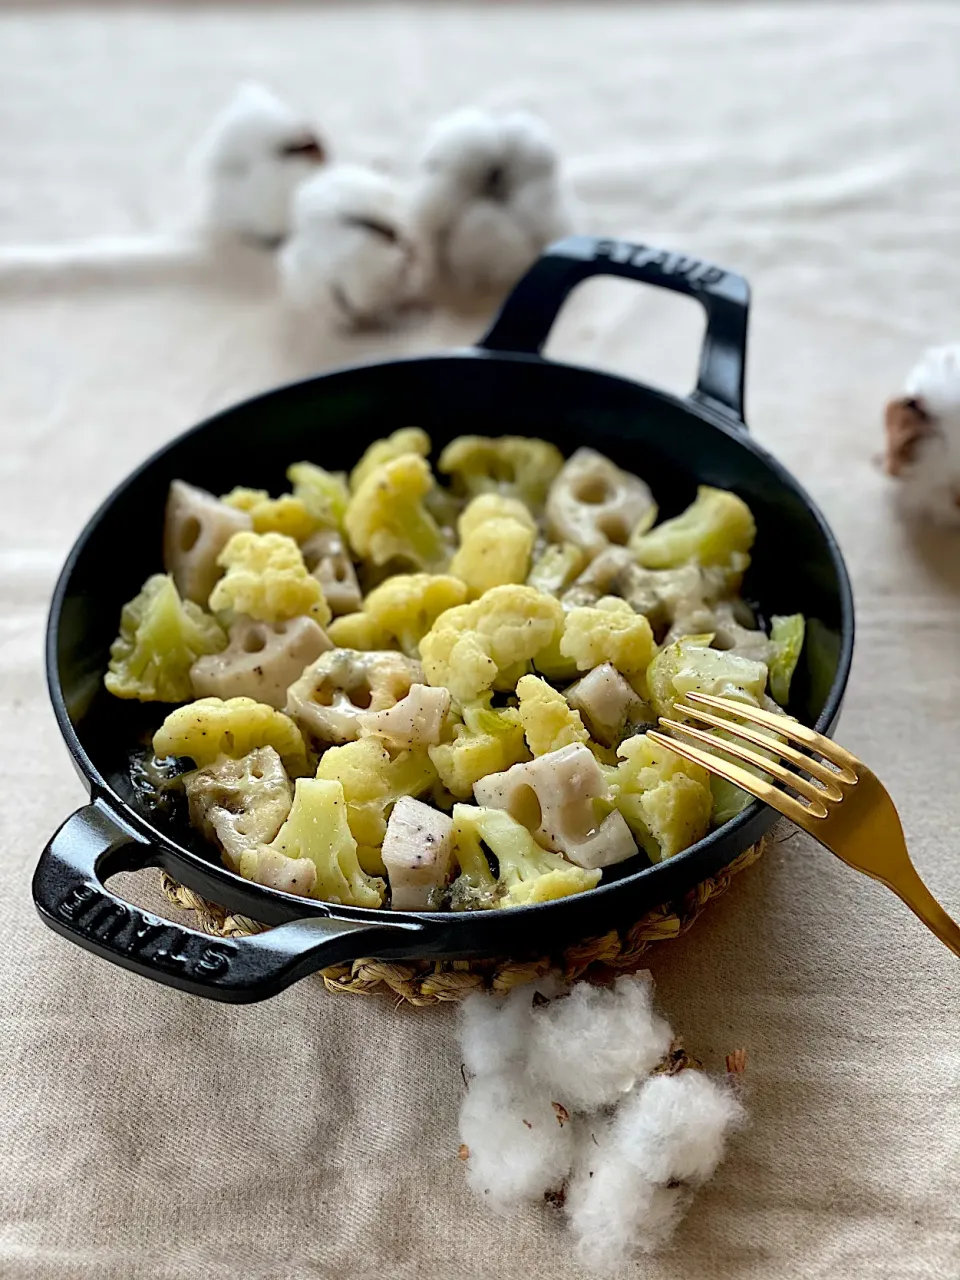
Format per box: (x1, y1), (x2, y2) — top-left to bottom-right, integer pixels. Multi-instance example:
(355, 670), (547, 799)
(199, 82), (325, 243)
(278, 165), (428, 329)
(458, 1071), (576, 1210)
(565, 1118), (686, 1271)
(613, 1069), (745, 1187)
(525, 974), (674, 1111)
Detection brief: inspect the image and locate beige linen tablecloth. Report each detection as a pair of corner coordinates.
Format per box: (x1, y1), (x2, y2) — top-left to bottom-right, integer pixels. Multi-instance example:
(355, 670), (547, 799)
(1, 4), (958, 1277)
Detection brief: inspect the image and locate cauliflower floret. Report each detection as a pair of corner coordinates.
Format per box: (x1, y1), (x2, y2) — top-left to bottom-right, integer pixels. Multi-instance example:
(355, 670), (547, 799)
(327, 611), (395, 650)
(646, 635), (768, 720)
(527, 542), (587, 596)
(609, 735), (712, 861)
(105, 574), (226, 702)
(428, 694), (529, 800)
(630, 485), (755, 571)
(153, 695), (308, 775)
(362, 573), (468, 654)
(438, 435), (564, 509)
(559, 597), (657, 687)
(251, 777), (384, 907)
(450, 495), (536, 600)
(209, 531), (331, 625)
(315, 736), (437, 849)
(768, 613), (805, 707)
(515, 674), (588, 757)
(350, 427), (431, 493)
(236, 847), (317, 898)
(344, 453), (448, 572)
(221, 487), (321, 543)
(419, 584), (564, 704)
(287, 461), (350, 533)
(183, 747), (292, 870)
(450, 804), (600, 910)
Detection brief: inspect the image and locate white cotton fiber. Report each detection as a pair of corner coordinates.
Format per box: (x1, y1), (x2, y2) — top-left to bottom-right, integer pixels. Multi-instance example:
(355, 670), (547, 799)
(410, 106), (575, 295)
(458, 1072), (576, 1211)
(525, 975), (674, 1111)
(199, 82), (326, 242)
(459, 986), (536, 1078)
(278, 165), (428, 329)
(612, 1069), (745, 1187)
(565, 1124), (684, 1271)
(886, 343), (960, 526)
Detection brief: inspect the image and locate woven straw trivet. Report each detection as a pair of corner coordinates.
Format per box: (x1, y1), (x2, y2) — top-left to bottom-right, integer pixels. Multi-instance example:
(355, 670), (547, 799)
(160, 841), (763, 1006)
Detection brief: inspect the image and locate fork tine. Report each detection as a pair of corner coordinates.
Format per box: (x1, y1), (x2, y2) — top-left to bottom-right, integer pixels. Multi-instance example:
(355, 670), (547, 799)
(660, 718), (833, 814)
(677, 703), (847, 794)
(646, 730), (815, 827)
(684, 691), (859, 782)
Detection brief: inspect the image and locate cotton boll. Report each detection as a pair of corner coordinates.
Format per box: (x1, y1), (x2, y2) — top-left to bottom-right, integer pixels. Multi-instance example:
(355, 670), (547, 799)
(410, 106), (575, 296)
(459, 986), (536, 1078)
(565, 1119), (684, 1271)
(525, 975), (674, 1111)
(279, 165), (428, 330)
(200, 82), (326, 243)
(458, 1071), (576, 1210)
(613, 1069), (745, 1187)
(884, 343), (960, 527)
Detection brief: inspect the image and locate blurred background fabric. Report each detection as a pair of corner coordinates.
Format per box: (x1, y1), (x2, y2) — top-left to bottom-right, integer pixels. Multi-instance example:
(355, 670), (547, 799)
(1, 5), (958, 1278)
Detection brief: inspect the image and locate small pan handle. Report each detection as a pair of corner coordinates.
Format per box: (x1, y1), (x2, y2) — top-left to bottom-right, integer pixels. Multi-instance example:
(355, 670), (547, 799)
(479, 235), (750, 427)
(33, 800), (422, 1004)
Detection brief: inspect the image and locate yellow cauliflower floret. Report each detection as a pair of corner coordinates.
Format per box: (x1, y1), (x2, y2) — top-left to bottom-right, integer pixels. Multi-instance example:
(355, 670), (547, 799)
(630, 485), (755, 570)
(220, 488), (321, 543)
(315, 737), (437, 849)
(450, 495), (536, 600)
(515, 674), (588, 756)
(344, 453), (448, 572)
(350, 427), (431, 493)
(362, 573), (468, 654)
(209, 531), (331, 626)
(450, 805), (600, 910)
(438, 435), (564, 509)
(327, 612), (395, 650)
(428, 695), (529, 800)
(609, 735), (712, 861)
(249, 777), (384, 907)
(105, 574), (226, 703)
(419, 584), (564, 705)
(286, 462), (350, 533)
(153, 695), (308, 775)
(646, 635), (768, 719)
(560, 596), (657, 683)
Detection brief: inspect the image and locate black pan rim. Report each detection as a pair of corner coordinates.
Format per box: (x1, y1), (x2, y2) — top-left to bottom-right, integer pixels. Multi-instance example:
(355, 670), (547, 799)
(45, 345), (856, 927)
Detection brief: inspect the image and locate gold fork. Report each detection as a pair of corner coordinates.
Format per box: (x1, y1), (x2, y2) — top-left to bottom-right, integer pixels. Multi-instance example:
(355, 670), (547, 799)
(649, 691), (960, 959)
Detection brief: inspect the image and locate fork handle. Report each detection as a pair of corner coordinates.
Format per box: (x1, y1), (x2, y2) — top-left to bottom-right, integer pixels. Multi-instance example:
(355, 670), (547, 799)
(886, 863), (960, 959)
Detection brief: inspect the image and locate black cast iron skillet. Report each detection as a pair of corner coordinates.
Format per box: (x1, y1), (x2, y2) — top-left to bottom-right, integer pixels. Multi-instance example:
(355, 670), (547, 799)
(33, 236), (854, 1003)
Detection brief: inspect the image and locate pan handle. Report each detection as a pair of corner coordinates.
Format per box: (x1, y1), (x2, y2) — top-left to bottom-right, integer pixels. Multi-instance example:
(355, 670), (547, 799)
(478, 235), (750, 427)
(32, 800), (423, 1004)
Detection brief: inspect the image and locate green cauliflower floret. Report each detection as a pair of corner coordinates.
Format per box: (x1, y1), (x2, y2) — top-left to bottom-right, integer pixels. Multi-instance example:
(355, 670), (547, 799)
(438, 435), (564, 509)
(287, 461), (350, 533)
(246, 777), (384, 907)
(768, 613), (805, 706)
(419, 584), (564, 705)
(349, 428), (431, 493)
(344, 453), (448, 572)
(527, 542), (587, 596)
(515, 674), (589, 757)
(449, 804), (600, 910)
(428, 694), (529, 799)
(630, 485), (756, 574)
(647, 635), (769, 720)
(105, 573), (226, 702)
(609, 735), (712, 861)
